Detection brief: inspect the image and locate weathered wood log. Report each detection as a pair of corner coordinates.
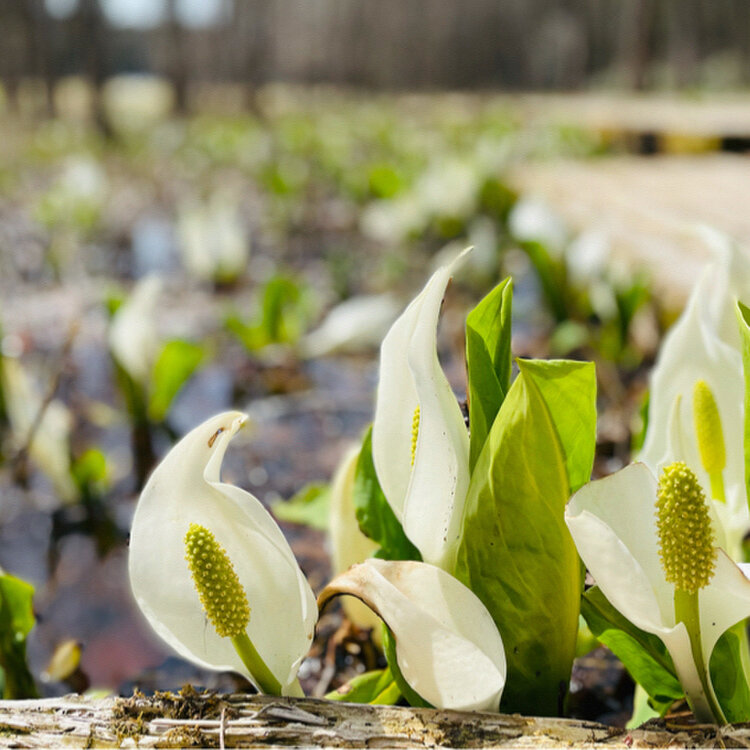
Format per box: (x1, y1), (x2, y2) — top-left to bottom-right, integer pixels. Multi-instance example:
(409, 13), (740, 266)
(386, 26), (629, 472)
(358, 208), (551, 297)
(0, 689), (747, 748)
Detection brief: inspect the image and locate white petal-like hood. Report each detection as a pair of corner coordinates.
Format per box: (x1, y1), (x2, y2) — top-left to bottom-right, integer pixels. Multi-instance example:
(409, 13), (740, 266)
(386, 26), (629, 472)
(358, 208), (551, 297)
(372, 250), (470, 568)
(566, 462), (750, 718)
(320, 559), (506, 712)
(129, 411), (317, 695)
(109, 275), (163, 384)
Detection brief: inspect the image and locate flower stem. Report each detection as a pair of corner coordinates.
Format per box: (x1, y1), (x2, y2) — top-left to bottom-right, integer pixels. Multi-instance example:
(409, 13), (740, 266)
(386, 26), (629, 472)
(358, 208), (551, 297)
(231, 633), (282, 695)
(708, 471), (725, 504)
(674, 589), (727, 725)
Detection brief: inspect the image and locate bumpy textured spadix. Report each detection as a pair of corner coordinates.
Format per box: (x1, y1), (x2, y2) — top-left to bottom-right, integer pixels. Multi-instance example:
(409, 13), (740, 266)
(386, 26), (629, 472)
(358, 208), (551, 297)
(656, 462), (715, 594)
(692, 381), (725, 477)
(129, 411), (316, 696)
(184, 523), (250, 638)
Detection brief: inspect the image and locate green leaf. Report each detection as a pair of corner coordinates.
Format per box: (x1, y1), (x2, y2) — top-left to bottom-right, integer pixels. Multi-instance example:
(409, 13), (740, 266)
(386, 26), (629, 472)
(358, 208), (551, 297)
(148, 340), (204, 422)
(272, 483), (330, 531)
(516, 359), (597, 494)
(710, 621), (750, 723)
(465, 277), (512, 470)
(225, 313), (266, 352)
(453, 364), (582, 715)
(0, 573), (38, 699)
(382, 626), (431, 708)
(261, 276), (303, 344)
(353, 427), (420, 562)
(736, 301), (750, 514)
(518, 240), (568, 322)
(326, 666), (401, 705)
(71, 448), (108, 493)
(581, 586), (683, 712)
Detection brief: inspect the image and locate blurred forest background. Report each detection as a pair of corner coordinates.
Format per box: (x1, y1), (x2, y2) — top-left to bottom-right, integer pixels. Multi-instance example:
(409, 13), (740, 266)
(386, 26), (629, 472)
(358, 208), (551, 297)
(6, 0), (750, 122)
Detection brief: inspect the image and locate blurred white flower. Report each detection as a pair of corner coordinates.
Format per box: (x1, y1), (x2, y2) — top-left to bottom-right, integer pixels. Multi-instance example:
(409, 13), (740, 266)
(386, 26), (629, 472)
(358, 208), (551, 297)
(0, 357), (76, 503)
(299, 294), (401, 358)
(108, 275), (162, 384)
(177, 197), (249, 283)
(508, 196), (567, 256)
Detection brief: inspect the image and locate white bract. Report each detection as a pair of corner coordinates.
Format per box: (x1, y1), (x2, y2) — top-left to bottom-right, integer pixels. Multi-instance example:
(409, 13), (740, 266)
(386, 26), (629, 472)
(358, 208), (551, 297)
(566, 462), (750, 723)
(109, 275), (163, 384)
(639, 233), (750, 558)
(372, 250), (470, 569)
(319, 558), (506, 712)
(129, 411), (317, 696)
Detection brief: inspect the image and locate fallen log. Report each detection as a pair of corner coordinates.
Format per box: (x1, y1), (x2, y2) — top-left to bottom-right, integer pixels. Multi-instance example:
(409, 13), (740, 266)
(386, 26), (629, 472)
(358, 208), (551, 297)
(0, 687), (745, 748)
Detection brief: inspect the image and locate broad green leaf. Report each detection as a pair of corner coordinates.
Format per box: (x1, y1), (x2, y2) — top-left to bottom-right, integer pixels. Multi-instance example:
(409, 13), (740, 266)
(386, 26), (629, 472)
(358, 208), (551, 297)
(326, 666), (401, 705)
(382, 626), (431, 708)
(582, 586), (682, 712)
(272, 483), (330, 530)
(353, 427), (420, 562)
(465, 277), (512, 470)
(736, 301), (750, 513)
(710, 621), (750, 723)
(0, 573), (38, 699)
(517, 359), (596, 494)
(453, 365), (581, 715)
(148, 340), (204, 422)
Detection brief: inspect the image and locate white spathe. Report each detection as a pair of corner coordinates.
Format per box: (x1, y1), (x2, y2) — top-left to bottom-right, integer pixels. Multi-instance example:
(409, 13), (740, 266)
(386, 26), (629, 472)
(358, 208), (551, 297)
(320, 559), (506, 712)
(639, 234), (750, 558)
(109, 275), (162, 384)
(129, 411), (317, 695)
(566, 463), (750, 716)
(372, 250), (470, 569)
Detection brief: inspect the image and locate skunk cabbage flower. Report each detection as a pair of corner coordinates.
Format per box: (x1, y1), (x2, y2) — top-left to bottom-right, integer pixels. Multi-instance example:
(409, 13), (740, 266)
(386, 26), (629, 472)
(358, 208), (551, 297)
(177, 197), (249, 283)
(566, 462), (750, 724)
(129, 411), (316, 696)
(109, 275), (162, 384)
(319, 559), (506, 712)
(639, 234), (750, 558)
(372, 250), (470, 569)
(327, 445), (382, 637)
